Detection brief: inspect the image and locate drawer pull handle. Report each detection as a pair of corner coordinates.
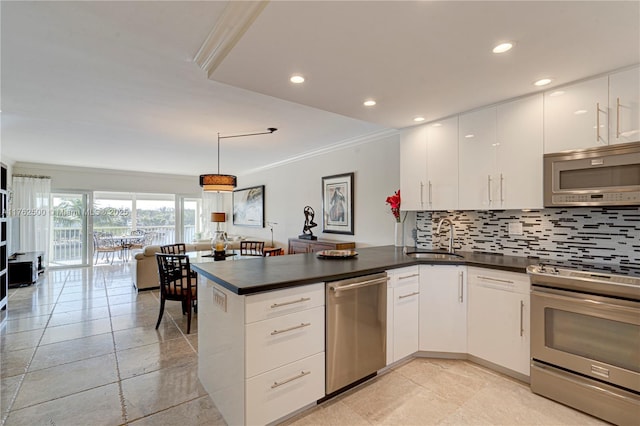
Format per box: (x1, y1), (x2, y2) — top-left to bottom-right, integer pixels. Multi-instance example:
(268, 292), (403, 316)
(477, 275), (514, 285)
(271, 370), (311, 389)
(398, 291), (419, 299)
(398, 273), (419, 280)
(270, 297), (311, 309)
(270, 322), (311, 336)
(519, 300), (524, 337)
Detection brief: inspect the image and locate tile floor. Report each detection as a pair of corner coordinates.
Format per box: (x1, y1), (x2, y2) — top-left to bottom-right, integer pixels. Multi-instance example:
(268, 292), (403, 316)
(1, 264), (606, 426)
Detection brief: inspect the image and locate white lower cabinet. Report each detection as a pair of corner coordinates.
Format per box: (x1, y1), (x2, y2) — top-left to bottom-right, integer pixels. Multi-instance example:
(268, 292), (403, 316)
(386, 266), (420, 363)
(198, 280), (325, 426)
(246, 352), (325, 426)
(419, 265), (467, 353)
(467, 267), (530, 377)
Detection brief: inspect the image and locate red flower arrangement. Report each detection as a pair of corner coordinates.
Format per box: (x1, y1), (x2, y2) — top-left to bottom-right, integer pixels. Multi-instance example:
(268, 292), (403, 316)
(385, 190), (401, 222)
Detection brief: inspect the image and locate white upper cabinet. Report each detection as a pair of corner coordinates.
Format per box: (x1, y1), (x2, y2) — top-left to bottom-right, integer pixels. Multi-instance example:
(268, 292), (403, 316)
(609, 66), (640, 145)
(544, 76), (609, 153)
(459, 95), (543, 210)
(496, 94), (543, 209)
(426, 116), (459, 210)
(400, 125), (428, 211)
(458, 106), (497, 210)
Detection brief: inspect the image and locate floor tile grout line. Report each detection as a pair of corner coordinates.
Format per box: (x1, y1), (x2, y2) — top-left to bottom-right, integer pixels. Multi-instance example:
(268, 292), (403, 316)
(101, 265), (131, 425)
(122, 395), (206, 425)
(1, 269), (72, 425)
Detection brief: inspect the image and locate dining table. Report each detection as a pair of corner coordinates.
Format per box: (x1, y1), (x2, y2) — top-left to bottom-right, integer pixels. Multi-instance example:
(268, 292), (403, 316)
(101, 234), (145, 262)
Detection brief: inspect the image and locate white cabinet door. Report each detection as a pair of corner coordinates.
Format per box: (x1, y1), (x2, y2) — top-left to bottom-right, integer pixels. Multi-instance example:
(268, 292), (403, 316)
(496, 94), (544, 209)
(459, 107), (497, 210)
(544, 75), (609, 153)
(400, 125), (428, 211)
(427, 116), (459, 210)
(419, 265), (467, 353)
(467, 268), (530, 377)
(393, 278), (420, 361)
(387, 267), (420, 363)
(386, 280), (394, 366)
(609, 66), (640, 145)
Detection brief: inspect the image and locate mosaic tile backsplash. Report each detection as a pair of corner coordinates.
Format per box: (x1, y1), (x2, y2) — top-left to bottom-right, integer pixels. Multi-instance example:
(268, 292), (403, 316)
(415, 207), (639, 270)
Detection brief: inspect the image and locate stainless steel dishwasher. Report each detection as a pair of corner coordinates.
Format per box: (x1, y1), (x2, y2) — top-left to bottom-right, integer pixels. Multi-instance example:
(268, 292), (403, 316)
(326, 272), (388, 395)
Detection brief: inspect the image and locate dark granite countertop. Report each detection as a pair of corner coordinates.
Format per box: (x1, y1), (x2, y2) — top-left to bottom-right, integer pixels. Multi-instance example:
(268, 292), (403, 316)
(191, 245), (541, 295)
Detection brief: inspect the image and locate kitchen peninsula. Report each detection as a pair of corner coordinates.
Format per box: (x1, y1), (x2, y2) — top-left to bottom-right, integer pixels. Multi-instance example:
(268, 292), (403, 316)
(192, 246), (541, 426)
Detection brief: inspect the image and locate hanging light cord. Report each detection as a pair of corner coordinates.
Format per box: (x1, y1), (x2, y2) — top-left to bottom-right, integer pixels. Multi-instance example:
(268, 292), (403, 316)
(216, 128), (277, 174)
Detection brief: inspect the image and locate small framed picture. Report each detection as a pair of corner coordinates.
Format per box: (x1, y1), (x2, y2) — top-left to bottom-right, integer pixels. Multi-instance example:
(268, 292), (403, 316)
(233, 185), (265, 227)
(322, 172), (354, 235)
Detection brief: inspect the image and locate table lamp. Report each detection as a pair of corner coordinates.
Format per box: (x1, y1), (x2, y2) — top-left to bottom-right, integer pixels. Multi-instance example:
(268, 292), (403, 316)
(211, 212), (227, 260)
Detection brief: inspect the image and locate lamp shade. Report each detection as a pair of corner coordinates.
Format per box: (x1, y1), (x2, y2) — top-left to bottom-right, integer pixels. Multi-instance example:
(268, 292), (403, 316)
(211, 212), (226, 223)
(200, 174), (237, 192)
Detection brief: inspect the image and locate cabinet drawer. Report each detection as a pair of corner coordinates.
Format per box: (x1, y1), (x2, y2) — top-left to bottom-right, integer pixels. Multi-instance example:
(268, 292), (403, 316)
(390, 266), (420, 287)
(245, 283), (324, 324)
(246, 306), (324, 377)
(467, 267), (530, 294)
(246, 352), (325, 426)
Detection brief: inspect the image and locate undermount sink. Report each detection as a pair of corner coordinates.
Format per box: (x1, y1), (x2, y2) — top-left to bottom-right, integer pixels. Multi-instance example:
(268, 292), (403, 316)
(405, 251), (464, 260)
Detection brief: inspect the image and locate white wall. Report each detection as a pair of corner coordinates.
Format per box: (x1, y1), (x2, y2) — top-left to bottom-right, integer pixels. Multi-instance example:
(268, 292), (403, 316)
(224, 132), (401, 249)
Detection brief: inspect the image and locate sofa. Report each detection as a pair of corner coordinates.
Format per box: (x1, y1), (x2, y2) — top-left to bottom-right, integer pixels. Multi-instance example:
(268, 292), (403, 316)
(132, 239), (247, 290)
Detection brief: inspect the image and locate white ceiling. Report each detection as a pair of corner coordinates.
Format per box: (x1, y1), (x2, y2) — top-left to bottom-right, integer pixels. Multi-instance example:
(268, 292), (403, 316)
(2, 1), (639, 178)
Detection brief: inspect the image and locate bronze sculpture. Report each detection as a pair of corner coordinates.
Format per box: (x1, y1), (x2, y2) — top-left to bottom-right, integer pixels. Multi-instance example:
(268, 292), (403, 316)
(299, 205), (318, 240)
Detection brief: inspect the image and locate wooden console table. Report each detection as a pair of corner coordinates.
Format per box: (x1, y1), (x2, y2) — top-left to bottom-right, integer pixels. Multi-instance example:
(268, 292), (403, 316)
(288, 238), (355, 254)
(9, 251), (45, 287)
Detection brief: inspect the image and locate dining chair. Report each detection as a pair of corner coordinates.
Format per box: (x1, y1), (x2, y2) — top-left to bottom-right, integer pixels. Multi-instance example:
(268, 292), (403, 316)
(93, 232), (122, 264)
(160, 243), (197, 279)
(160, 243), (187, 254)
(240, 241), (265, 256)
(155, 253), (197, 334)
(263, 247), (284, 257)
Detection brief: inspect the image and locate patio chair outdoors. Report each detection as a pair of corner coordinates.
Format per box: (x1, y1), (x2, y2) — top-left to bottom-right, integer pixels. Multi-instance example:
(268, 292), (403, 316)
(155, 253), (197, 334)
(93, 232), (122, 264)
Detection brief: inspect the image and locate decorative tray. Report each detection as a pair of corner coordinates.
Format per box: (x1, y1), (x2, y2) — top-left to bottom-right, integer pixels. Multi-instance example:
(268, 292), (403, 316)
(316, 249), (358, 259)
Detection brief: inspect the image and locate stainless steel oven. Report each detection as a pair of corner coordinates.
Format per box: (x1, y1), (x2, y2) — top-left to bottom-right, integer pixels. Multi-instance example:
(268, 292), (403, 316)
(528, 265), (640, 425)
(543, 141), (640, 206)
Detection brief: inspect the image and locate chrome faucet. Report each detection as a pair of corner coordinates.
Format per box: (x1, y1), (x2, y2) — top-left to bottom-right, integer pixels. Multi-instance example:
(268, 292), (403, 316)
(436, 218), (455, 253)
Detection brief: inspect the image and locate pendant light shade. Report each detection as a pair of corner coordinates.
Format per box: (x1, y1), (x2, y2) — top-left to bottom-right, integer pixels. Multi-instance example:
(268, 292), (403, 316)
(200, 174), (237, 192)
(200, 128), (277, 192)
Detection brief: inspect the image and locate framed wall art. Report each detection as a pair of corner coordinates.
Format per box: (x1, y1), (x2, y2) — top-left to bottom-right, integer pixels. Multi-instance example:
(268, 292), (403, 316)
(322, 172), (354, 235)
(233, 185), (265, 227)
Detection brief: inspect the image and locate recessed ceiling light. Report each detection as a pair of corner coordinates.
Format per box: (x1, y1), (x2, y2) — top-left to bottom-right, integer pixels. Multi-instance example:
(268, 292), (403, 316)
(465, 134), (475, 139)
(363, 99), (376, 107)
(290, 75), (305, 84)
(534, 78), (552, 86)
(413, 116), (425, 122)
(492, 42), (513, 54)
(574, 109), (588, 115)
(431, 123), (442, 127)
(549, 90), (565, 97)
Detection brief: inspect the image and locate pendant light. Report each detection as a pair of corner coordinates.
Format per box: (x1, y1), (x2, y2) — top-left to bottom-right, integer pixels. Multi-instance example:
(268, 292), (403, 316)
(199, 128), (277, 192)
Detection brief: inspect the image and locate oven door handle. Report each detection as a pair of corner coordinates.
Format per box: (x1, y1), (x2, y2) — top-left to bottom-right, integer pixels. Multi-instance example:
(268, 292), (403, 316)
(532, 289), (640, 317)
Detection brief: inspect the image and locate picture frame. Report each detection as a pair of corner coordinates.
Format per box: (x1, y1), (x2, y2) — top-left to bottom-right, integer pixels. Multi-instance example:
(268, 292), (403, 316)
(322, 172), (354, 235)
(233, 185), (265, 227)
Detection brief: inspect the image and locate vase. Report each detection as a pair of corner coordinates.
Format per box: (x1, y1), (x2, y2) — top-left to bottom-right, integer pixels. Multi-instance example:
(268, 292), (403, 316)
(394, 222), (404, 247)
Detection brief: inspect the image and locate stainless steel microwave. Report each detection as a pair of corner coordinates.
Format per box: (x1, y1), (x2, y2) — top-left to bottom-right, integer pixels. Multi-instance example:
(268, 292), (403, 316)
(543, 142), (640, 206)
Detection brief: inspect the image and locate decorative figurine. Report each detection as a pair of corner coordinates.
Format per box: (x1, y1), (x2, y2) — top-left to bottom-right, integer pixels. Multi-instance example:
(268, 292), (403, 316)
(299, 205), (318, 240)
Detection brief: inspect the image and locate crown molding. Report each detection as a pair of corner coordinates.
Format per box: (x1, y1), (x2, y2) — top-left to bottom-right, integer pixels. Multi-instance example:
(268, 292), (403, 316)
(240, 128), (399, 176)
(193, 1), (269, 78)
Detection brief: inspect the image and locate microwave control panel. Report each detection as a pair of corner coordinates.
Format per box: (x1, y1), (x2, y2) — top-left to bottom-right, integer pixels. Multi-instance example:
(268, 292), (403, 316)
(552, 191), (640, 205)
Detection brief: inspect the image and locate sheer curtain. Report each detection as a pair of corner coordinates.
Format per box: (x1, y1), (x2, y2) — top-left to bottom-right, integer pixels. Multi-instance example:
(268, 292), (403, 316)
(11, 175), (52, 263)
